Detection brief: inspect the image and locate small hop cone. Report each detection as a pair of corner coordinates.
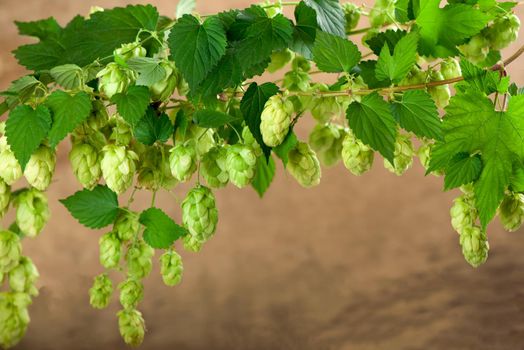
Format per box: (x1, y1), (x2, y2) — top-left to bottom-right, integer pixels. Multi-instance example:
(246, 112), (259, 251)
(428, 71), (451, 109)
(341, 131), (374, 176)
(201, 146), (229, 188)
(96, 62), (135, 98)
(287, 142), (321, 188)
(183, 235), (203, 253)
(175, 124), (214, 156)
(0, 137), (23, 186)
(260, 94), (294, 147)
(485, 14), (520, 50)
(99, 232), (122, 269)
(450, 194), (477, 235)
(89, 273), (113, 309)
(118, 278), (144, 309)
(118, 308), (146, 347)
(182, 186), (218, 243)
(458, 35), (490, 64)
(343, 3), (361, 32)
(0, 179), (11, 218)
(383, 134), (414, 176)
(114, 42), (146, 62)
(114, 211), (139, 242)
(267, 49), (292, 73)
(23, 145), (56, 191)
(137, 145), (177, 190)
(310, 85), (343, 123)
(150, 61), (180, 102)
(309, 124), (344, 167)
(369, 0), (396, 27)
(125, 241), (154, 279)
(499, 193), (524, 232)
(0, 231), (21, 274)
(283, 70), (311, 92)
(169, 143), (197, 182)
(440, 58), (461, 80)
(226, 144), (257, 188)
(14, 189), (50, 238)
(459, 226), (489, 267)
(0, 292), (31, 349)
(69, 142), (101, 189)
(109, 115), (133, 146)
(242, 126), (263, 158)
(8, 257), (39, 296)
(101, 145), (138, 194)
(160, 250), (183, 286)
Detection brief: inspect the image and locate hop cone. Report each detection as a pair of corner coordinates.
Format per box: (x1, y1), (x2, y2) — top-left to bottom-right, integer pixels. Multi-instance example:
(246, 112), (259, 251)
(182, 186), (218, 243)
(109, 115), (133, 146)
(267, 49), (292, 73)
(175, 124), (214, 156)
(69, 142), (101, 189)
(242, 126), (263, 158)
(343, 3), (361, 32)
(14, 189), (50, 238)
(118, 278), (144, 309)
(459, 226), (489, 267)
(8, 257), (39, 296)
(0, 292), (31, 349)
(96, 62), (135, 98)
(440, 58), (461, 80)
(201, 146), (229, 188)
(99, 232), (122, 269)
(23, 145), (56, 191)
(0, 179), (10, 218)
(310, 84), (343, 123)
(89, 273), (113, 309)
(118, 308), (146, 347)
(114, 42), (146, 62)
(160, 250), (183, 286)
(260, 95), (294, 147)
(283, 70), (310, 92)
(226, 144), (257, 188)
(0, 231), (21, 274)
(137, 145), (177, 190)
(450, 193), (478, 235)
(428, 71), (451, 109)
(459, 35), (490, 64)
(287, 142), (321, 188)
(183, 235), (203, 253)
(341, 131), (374, 176)
(114, 211), (139, 242)
(0, 136), (22, 186)
(125, 241), (154, 279)
(101, 145), (138, 194)
(150, 61), (179, 102)
(383, 134), (414, 176)
(309, 124), (343, 167)
(169, 143), (197, 182)
(485, 14), (520, 50)
(369, 0), (396, 27)
(499, 193), (524, 232)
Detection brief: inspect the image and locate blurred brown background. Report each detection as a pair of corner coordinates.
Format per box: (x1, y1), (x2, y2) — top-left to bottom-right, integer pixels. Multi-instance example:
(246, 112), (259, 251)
(2, 1), (524, 349)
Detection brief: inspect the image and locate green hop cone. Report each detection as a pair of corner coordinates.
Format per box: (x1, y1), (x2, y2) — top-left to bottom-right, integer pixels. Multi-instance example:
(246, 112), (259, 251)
(440, 58), (462, 80)
(485, 14), (520, 50)
(118, 278), (144, 309)
(287, 142), (321, 188)
(109, 115), (133, 146)
(175, 124), (214, 156)
(182, 186), (218, 243)
(383, 134), (414, 176)
(369, 0), (395, 27)
(69, 142), (102, 189)
(125, 241), (154, 279)
(160, 250), (183, 286)
(114, 211), (139, 242)
(8, 257), (39, 296)
(310, 84), (343, 123)
(96, 62), (135, 98)
(343, 3), (361, 32)
(283, 70), (311, 92)
(267, 49), (292, 73)
(242, 126), (263, 158)
(137, 145), (177, 190)
(114, 42), (146, 62)
(459, 225), (489, 267)
(260, 94), (294, 147)
(23, 145), (56, 191)
(169, 143), (197, 182)
(417, 141), (444, 176)
(14, 189), (50, 238)
(458, 35), (490, 64)
(0, 231), (21, 274)
(99, 232), (122, 269)
(0, 179), (11, 218)
(0, 292), (31, 349)
(183, 235), (203, 253)
(201, 146), (229, 188)
(291, 56), (311, 72)
(450, 193), (477, 234)
(341, 131), (374, 176)
(308, 124), (343, 167)
(0, 136), (23, 186)
(428, 71), (451, 109)
(499, 192), (524, 232)
(89, 273), (113, 309)
(101, 145), (138, 194)
(117, 308), (146, 347)
(150, 60), (179, 102)
(401, 66), (427, 86)
(226, 144), (257, 188)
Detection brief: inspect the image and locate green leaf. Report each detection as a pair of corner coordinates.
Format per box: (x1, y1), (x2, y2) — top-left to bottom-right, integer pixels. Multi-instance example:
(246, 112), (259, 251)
(168, 15), (227, 90)
(365, 29), (407, 56)
(193, 109), (237, 128)
(313, 31), (361, 73)
(176, 0), (196, 18)
(273, 130), (298, 167)
(240, 82), (280, 160)
(134, 108), (174, 146)
(375, 32), (418, 83)
(459, 59), (499, 94)
(444, 152), (483, 190)
(46, 91), (92, 147)
(0, 101), (7, 116)
(127, 57), (167, 87)
(111, 86), (150, 127)
(510, 163), (524, 192)
(291, 2), (318, 59)
(50, 64), (84, 90)
(5, 105), (52, 170)
(391, 90), (442, 140)
(139, 207), (188, 249)
(346, 92), (397, 163)
(304, 0), (346, 37)
(60, 185), (119, 229)
(357, 61), (391, 89)
(194, 50), (243, 99)
(252, 156), (276, 197)
(15, 17), (61, 40)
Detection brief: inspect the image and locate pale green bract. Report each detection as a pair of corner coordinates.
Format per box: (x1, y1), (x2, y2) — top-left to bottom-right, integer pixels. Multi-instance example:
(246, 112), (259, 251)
(114, 211), (140, 242)
(341, 131), (374, 176)
(97, 63), (136, 99)
(8, 257), (39, 296)
(260, 94), (294, 147)
(69, 142), (101, 189)
(182, 185), (218, 243)
(14, 189), (50, 238)
(23, 145), (56, 191)
(99, 232), (122, 269)
(118, 278), (144, 309)
(287, 142), (321, 188)
(459, 225), (489, 267)
(117, 308), (146, 347)
(125, 241), (154, 279)
(0, 231), (21, 274)
(0, 179), (10, 218)
(226, 144), (257, 188)
(498, 193), (524, 232)
(201, 146), (229, 188)
(89, 273), (113, 309)
(169, 143), (197, 182)
(0, 292), (31, 349)
(160, 250), (183, 286)
(383, 133), (415, 176)
(101, 144), (138, 194)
